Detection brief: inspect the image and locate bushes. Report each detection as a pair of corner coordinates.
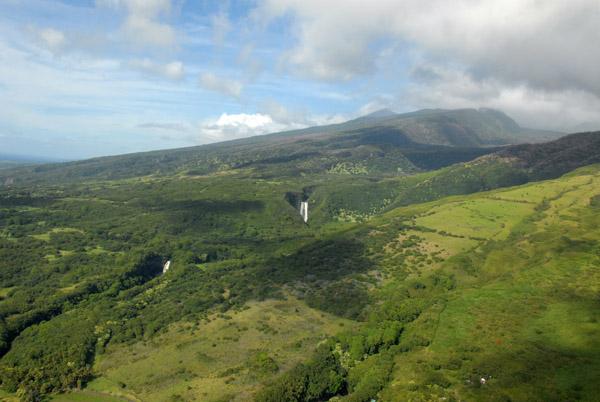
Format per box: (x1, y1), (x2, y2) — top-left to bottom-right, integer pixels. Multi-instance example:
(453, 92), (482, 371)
(0, 314), (96, 396)
(306, 281), (369, 319)
(254, 312), (404, 401)
(344, 352), (394, 401)
(337, 321), (403, 359)
(254, 344), (344, 402)
(247, 352), (278, 378)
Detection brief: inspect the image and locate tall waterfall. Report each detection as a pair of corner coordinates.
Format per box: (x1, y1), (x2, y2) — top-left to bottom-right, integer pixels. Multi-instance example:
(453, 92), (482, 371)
(300, 201), (308, 223)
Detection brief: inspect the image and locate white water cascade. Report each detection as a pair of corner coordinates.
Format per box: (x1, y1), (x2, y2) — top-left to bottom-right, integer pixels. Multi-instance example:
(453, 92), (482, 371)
(300, 201), (308, 223)
(162, 260), (171, 274)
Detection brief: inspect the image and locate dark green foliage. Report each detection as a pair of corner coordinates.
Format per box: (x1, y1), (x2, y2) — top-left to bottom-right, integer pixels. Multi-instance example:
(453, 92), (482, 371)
(247, 353), (279, 378)
(344, 352), (394, 401)
(400, 146), (502, 170)
(337, 320), (403, 359)
(499, 131), (600, 180)
(313, 132), (600, 221)
(255, 299), (406, 401)
(424, 371), (451, 389)
(0, 314), (95, 396)
(306, 281), (369, 319)
(254, 344), (344, 402)
(253, 255), (428, 401)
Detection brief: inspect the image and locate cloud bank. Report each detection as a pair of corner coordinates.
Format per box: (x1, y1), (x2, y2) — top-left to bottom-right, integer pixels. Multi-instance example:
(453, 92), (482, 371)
(254, 0), (600, 94)
(253, 0), (600, 130)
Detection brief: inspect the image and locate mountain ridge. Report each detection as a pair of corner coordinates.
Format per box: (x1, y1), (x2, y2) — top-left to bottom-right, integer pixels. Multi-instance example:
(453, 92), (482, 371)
(306, 130), (600, 223)
(0, 108), (563, 187)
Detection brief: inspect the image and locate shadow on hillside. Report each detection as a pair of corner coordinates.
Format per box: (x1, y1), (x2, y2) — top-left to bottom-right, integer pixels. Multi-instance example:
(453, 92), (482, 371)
(0, 195), (58, 207)
(169, 199), (265, 214)
(255, 238), (374, 318)
(134, 198), (265, 214)
(346, 126), (416, 147)
(459, 339), (600, 401)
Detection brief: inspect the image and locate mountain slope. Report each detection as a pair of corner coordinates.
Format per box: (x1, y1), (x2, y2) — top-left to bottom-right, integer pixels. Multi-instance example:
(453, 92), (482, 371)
(252, 164), (600, 402)
(311, 131), (600, 222)
(498, 130), (600, 179)
(370, 165), (600, 401)
(0, 108), (561, 187)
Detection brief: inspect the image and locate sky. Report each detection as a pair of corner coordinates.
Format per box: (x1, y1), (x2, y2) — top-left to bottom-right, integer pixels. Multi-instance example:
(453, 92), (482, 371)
(1, 0), (599, 160)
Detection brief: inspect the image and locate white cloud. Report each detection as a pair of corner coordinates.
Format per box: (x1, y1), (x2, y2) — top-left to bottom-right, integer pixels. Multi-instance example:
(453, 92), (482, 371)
(164, 61), (185, 81)
(193, 103), (347, 143)
(252, 0), (394, 81)
(125, 58), (185, 81)
(218, 113), (272, 129)
(38, 27), (66, 49)
(198, 72), (244, 99)
(95, 0), (172, 18)
(257, 98), (346, 126)
(96, 0), (177, 50)
(250, 0), (600, 131)
(212, 10), (232, 48)
(237, 42), (265, 82)
(121, 15), (176, 50)
(94, 0), (120, 8)
(253, 0), (600, 96)
(356, 97), (395, 117)
(28, 25), (68, 54)
(194, 113), (278, 142)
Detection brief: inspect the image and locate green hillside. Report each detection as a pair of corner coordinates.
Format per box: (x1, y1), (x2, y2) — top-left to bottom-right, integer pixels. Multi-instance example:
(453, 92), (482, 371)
(0, 125), (597, 401)
(0, 108), (560, 187)
(314, 131), (600, 222)
(361, 166), (600, 401)
(251, 166), (599, 401)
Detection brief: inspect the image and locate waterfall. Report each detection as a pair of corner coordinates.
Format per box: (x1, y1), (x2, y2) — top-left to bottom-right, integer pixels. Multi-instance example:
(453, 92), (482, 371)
(300, 202), (308, 223)
(162, 260), (171, 274)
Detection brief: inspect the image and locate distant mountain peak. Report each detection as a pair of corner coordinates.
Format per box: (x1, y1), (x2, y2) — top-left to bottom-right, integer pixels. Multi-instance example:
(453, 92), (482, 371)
(363, 108), (398, 119)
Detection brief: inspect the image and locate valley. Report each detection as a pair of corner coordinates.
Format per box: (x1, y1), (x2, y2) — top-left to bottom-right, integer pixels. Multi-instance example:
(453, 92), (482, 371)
(0, 109), (598, 401)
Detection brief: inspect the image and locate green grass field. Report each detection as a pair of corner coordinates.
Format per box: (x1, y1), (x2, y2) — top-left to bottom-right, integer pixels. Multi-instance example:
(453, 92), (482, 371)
(51, 392), (129, 402)
(374, 169), (600, 401)
(90, 297), (357, 401)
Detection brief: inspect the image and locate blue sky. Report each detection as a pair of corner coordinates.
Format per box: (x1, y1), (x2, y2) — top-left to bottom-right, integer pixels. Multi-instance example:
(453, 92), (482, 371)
(1, 0), (599, 159)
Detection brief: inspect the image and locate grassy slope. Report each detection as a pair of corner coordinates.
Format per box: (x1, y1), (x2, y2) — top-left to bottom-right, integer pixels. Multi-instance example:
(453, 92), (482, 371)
(368, 166), (600, 401)
(86, 298), (357, 402)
